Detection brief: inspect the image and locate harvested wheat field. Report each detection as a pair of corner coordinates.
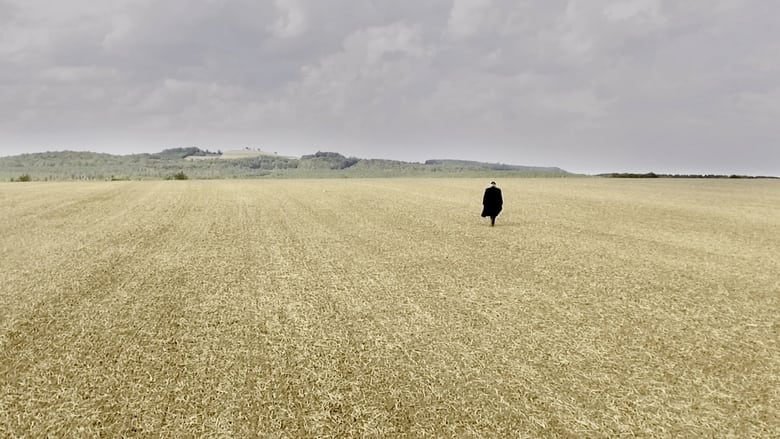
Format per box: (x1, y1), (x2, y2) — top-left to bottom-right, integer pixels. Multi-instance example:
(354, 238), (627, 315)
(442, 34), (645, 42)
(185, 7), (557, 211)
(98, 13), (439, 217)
(0, 178), (778, 437)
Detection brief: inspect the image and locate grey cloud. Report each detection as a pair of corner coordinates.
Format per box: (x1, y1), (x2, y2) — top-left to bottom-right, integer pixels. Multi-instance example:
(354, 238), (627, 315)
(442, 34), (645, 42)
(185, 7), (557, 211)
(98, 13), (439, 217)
(0, 0), (17, 23)
(0, 0), (778, 175)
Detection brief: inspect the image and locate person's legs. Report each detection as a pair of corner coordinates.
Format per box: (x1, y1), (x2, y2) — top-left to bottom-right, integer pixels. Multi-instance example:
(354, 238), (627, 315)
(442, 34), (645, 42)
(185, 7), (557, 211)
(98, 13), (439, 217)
(490, 216), (496, 226)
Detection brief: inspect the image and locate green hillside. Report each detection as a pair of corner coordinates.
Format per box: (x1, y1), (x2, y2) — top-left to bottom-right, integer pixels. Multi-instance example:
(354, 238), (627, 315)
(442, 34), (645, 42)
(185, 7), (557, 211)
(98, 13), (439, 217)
(0, 148), (573, 181)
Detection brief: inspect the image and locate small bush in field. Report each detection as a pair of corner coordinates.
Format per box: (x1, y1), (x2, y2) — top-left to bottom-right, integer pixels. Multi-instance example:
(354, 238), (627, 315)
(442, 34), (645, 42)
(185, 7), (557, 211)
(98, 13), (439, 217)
(168, 171), (189, 180)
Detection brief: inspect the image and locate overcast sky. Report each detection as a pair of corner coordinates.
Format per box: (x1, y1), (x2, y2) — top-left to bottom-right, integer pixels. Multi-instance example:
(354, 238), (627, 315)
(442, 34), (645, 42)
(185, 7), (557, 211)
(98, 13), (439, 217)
(1, 0), (778, 175)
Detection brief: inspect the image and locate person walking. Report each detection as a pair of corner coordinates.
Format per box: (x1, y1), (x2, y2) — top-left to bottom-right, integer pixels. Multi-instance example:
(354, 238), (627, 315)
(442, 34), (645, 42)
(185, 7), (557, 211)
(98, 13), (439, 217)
(481, 181), (503, 226)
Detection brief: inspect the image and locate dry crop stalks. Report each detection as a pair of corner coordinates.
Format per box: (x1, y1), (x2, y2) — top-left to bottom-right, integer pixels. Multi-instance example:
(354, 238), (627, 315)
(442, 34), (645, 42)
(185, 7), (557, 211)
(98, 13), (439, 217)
(0, 178), (778, 437)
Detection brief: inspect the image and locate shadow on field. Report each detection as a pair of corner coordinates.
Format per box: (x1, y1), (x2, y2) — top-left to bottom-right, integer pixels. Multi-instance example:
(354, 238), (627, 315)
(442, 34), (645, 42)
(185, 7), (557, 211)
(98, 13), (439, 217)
(486, 221), (522, 228)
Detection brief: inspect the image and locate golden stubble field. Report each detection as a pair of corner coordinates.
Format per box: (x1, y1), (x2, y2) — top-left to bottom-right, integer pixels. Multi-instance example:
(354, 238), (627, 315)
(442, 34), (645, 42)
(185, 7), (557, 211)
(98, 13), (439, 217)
(1, 178), (778, 437)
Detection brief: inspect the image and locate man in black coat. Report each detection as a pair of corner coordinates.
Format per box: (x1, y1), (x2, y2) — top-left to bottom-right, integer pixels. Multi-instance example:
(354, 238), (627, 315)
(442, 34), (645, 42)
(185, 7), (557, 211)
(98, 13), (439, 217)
(481, 181), (503, 226)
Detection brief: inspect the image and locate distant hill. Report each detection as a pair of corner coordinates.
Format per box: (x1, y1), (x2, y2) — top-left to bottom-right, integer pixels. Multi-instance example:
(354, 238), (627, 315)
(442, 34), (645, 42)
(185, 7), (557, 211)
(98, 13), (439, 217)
(425, 159), (567, 174)
(186, 148), (297, 160)
(0, 148), (574, 181)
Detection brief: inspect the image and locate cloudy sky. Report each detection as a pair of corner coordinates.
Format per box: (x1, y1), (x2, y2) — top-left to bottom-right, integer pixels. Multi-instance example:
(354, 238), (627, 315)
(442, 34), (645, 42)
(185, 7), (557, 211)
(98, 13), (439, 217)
(1, 0), (778, 175)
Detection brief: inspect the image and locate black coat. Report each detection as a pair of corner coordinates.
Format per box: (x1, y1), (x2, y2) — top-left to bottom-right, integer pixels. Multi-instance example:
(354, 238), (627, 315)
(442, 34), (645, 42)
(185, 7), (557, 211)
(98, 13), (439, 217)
(481, 186), (503, 217)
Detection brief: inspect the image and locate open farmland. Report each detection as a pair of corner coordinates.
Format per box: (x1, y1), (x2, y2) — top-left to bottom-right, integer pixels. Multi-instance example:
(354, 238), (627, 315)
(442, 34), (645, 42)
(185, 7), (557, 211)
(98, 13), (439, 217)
(1, 178), (778, 437)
